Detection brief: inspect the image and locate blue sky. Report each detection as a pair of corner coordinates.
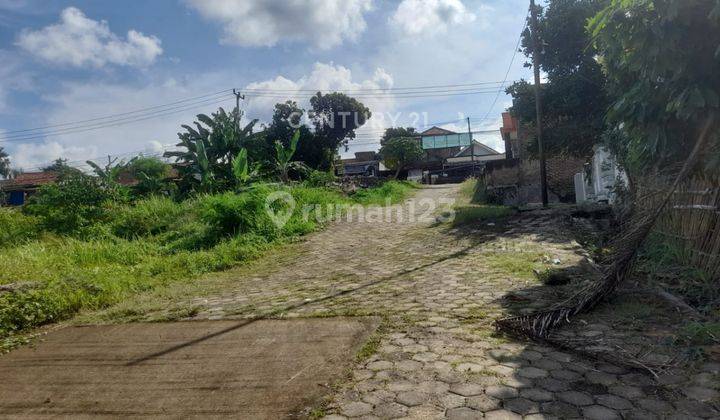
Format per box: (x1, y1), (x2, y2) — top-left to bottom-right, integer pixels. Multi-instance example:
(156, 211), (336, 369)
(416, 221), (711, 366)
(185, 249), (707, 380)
(0, 0), (531, 170)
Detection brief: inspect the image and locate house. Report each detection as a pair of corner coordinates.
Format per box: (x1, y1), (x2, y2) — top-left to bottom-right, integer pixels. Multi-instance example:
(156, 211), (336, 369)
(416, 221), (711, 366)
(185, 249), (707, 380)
(337, 151), (385, 177)
(408, 126), (503, 183)
(0, 171), (59, 206)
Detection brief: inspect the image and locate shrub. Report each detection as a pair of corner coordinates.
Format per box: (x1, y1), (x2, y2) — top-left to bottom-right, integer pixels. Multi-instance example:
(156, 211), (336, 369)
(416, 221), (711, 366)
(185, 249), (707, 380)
(24, 173), (124, 235)
(0, 209), (40, 247)
(303, 169), (337, 187)
(111, 196), (186, 239)
(352, 181), (416, 206)
(196, 185), (279, 239)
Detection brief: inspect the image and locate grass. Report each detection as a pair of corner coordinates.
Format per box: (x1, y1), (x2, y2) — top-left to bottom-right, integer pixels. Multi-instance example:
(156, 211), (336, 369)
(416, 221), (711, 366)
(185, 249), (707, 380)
(451, 178), (514, 226)
(638, 234), (718, 314)
(0, 181), (416, 340)
(351, 180), (418, 206)
(484, 251), (547, 280)
(676, 322), (720, 345)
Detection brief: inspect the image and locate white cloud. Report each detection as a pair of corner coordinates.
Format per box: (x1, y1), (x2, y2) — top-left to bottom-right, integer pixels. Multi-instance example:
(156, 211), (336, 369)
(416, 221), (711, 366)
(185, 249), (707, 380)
(244, 63), (396, 142)
(185, 0), (373, 49)
(16, 7), (162, 68)
(391, 0), (476, 36)
(9, 141), (97, 171)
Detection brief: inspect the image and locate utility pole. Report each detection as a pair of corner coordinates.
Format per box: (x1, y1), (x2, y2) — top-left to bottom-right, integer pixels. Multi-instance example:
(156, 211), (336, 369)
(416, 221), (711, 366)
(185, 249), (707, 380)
(232, 89), (245, 133)
(530, 0), (549, 207)
(467, 117), (474, 175)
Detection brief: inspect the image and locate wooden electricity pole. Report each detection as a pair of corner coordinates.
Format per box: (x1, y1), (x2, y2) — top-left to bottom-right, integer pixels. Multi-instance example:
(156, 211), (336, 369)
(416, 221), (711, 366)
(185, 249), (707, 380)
(232, 89), (245, 133)
(530, 0), (549, 207)
(467, 117), (475, 174)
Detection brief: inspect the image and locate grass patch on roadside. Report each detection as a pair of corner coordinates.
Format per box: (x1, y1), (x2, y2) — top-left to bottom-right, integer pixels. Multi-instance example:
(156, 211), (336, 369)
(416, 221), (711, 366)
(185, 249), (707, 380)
(451, 178), (514, 227)
(0, 182), (415, 340)
(483, 251), (547, 279)
(351, 181), (419, 206)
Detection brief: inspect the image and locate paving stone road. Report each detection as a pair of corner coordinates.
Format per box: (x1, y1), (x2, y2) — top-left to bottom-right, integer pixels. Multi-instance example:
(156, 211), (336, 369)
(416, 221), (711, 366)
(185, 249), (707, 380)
(186, 185), (719, 419)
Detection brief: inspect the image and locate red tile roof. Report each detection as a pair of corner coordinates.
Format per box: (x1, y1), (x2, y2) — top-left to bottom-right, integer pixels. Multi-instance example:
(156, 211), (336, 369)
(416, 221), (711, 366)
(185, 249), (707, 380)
(0, 171), (59, 190)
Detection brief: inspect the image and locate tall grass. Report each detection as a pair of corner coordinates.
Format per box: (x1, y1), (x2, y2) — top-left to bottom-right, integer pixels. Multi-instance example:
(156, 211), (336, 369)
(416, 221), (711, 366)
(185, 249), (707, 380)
(0, 181), (414, 339)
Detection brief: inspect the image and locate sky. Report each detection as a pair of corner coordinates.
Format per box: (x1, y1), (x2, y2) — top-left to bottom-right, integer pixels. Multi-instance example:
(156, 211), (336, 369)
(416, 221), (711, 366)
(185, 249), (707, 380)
(0, 0), (532, 171)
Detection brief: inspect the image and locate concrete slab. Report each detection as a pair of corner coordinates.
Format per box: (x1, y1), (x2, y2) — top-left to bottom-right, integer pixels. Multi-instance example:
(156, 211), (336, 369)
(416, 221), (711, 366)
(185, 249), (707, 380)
(0, 318), (379, 419)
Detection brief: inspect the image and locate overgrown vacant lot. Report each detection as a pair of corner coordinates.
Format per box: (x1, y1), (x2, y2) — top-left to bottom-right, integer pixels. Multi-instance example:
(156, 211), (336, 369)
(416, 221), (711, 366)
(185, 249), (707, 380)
(0, 181), (416, 343)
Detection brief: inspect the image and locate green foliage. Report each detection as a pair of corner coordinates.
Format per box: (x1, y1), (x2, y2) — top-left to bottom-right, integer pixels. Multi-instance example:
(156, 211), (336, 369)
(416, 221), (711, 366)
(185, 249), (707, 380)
(0, 209), (39, 247)
(380, 127), (417, 145)
(273, 130), (308, 182)
(351, 181), (417, 206)
(110, 196), (186, 239)
(589, 0), (720, 173)
(303, 169), (337, 187)
(379, 137), (424, 178)
(197, 187), (280, 239)
(677, 322), (720, 345)
(453, 205), (514, 226)
(165, 107), (260, 193)
(126, 156), (175, 197)
(23, 172), (124, 235)
(265, 101), (322, 168)
(309, 92), (371, 167)
(638, 234), (718, 313)
(508, 0), (609, 158)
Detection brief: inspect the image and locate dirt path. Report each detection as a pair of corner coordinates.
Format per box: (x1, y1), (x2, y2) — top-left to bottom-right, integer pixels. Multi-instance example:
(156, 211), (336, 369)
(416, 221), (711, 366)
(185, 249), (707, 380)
(34, 185), (720, 418)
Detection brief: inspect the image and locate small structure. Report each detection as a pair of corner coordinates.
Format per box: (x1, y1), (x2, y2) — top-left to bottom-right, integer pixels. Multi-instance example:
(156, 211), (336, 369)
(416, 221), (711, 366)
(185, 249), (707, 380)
(574, 146), (627, 204)
(337, 151), (383, 177)
(0, 171), (59, 206)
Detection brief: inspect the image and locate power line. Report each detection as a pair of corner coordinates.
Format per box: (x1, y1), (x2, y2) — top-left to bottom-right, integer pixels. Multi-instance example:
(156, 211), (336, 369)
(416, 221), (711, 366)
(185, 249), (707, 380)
(480, 9), (530, 123)
(241, 80), (509, 93)
(1, 89), (233, 136)
(0, 96), (234, 143)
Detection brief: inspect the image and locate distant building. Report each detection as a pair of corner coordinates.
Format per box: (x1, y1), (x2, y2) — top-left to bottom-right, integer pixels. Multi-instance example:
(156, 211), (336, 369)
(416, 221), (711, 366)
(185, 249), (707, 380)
(337, 151), (384, 177)
(0, 171), (59, 206)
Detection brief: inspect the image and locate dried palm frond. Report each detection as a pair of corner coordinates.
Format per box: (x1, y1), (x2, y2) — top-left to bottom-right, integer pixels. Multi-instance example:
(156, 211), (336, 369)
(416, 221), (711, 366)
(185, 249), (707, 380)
(496, 116), (717, 340)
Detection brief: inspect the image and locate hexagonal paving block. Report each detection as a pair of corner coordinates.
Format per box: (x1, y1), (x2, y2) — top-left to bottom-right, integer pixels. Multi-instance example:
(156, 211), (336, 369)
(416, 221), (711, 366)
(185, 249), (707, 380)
(483, 409), (522, 419)
(557, 391), (594, 406)
(466, 394), (501, 411)
(373, 402), (408, 418)
(446, 407), (483, 420)
(449, 383), (484, 397)
(395, 391), (426, 407)
(341, 401), (373, 417)
(596, 394), (633, 410)
(582, 404), (621, 420)
(517, 367), (549, 379)
(519, 387), (554, 402)
(485, 385), (519, 400)
(503, 397), (540, 415)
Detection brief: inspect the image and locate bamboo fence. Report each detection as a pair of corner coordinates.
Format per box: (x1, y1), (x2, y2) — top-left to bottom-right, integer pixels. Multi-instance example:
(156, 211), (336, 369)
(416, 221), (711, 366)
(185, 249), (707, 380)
(638, 175), (720, 279)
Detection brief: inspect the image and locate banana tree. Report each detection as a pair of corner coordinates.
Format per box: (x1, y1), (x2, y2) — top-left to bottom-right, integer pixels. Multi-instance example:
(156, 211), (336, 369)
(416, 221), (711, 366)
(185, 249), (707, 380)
(231, 147), (260, 187)
(273, 130), (308, 183)
(164, 107), (259, 192)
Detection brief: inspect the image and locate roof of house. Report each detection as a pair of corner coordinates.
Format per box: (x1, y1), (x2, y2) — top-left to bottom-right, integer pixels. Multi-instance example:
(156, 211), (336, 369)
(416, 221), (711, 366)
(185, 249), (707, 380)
(454, 141), (501, 157)
(420, 126), (456, 136)
(0, 171), (59, 190)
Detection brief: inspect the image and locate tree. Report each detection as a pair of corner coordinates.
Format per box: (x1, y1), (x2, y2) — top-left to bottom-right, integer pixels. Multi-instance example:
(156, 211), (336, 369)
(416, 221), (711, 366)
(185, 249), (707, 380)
(165, 107), (260, 193)
(507, 0), (609, 158)
(265, 101), (322, 168)
(42, 158), (82, 176)
(309, 92), (371, 169)
(86, 156), (128, 187)
(272, 130), (308, 183)
(126, 156), (175, 196)
(589, 0), (720, 176)
(380, 137), (424, 179)
(0, 147), (10, 179)
(380, 127), (417, 145)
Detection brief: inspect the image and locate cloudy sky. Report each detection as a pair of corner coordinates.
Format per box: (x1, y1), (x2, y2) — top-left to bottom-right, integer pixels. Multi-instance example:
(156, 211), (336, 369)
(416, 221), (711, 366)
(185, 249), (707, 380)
(0, 0), (531, 170)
